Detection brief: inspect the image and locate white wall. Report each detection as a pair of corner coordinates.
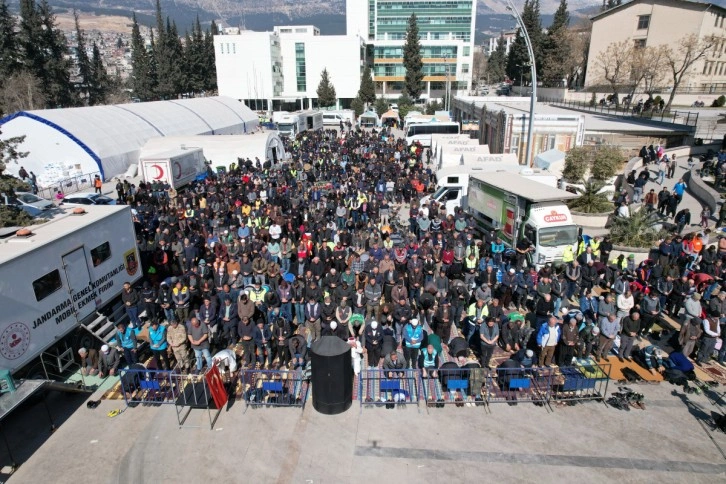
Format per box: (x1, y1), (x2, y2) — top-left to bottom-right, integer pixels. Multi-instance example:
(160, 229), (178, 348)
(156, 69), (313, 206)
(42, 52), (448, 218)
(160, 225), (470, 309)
(215, 33), (279, 101)
(346, 0), (369, 38)
(1, 117), (100, 186)
(279, 34), (363, 100)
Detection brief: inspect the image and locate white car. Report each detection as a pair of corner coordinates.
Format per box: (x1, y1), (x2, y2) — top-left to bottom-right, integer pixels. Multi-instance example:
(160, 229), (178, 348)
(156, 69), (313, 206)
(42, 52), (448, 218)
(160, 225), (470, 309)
(61, 193), (116, 206)
(3, 191), (54, 217)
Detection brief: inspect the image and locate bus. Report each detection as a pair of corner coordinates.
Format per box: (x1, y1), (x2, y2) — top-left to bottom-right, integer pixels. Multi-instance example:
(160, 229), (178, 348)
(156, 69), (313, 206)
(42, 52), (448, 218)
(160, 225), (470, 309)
(405, 121), (460, 146)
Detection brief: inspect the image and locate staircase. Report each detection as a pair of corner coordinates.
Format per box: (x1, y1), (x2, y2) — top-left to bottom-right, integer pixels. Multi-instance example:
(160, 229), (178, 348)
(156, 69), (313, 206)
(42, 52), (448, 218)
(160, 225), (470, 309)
(82, 302), (129, 345)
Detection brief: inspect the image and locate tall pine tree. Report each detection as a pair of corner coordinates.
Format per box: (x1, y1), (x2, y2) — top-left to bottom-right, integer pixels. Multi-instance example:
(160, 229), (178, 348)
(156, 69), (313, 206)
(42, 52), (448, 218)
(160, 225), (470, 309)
(130, 14), (153, 101)
(73, 10), (93, 103)
(403, 14), (423, 99)
(487, 33), (507, 83)
(89, 42), (110, 105)
(541, 0), (571, 86)
(0, 0), (19, 77)
(506, 0), (543, 86)
(316, 68), (337, 107)
(204, 21), (218, 91)
(358, 65), (376, 105)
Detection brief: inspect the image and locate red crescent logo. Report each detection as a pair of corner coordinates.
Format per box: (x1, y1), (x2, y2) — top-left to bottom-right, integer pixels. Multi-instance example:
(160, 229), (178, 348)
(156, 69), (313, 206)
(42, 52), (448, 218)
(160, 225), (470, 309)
(174, 162), (182, 180)
(151, 164), (164, 180)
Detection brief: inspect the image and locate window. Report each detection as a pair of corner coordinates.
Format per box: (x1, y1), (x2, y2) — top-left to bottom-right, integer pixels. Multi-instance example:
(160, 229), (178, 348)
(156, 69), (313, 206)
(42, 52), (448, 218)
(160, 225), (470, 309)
(91, 242), (112, 267)
(634, 39), (646, 49)
(637, 15), (650, 30)
(33, 270), (63, 301)
(295, 43), (307, 92)
(463, 46), (470, 56)
(704, 62), (709, 74)
(462, 63), (469, 73)
(444, 189), (460, 201)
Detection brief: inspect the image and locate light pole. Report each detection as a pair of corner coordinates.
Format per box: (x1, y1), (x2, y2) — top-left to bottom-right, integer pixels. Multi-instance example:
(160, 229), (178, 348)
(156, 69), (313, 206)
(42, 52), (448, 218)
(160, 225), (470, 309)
(507, 0), (537, 167)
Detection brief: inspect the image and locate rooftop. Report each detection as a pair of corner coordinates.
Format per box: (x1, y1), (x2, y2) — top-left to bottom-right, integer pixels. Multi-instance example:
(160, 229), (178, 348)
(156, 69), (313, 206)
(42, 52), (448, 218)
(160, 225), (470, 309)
(471, 172), (578, 202)
(0, 205), (130, 265)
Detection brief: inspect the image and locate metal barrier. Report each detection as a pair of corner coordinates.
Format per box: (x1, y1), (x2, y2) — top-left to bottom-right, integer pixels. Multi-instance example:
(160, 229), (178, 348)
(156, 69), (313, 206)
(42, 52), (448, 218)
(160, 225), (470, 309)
(238, 369), (309, 410)
(543, 98), (699, 127)
(173, 368), (225, 429)
(119, 367), (182, 406)
(359, 369), (420, 408)
(421, 366), (488, 409)
(549, 359), (611, 405)
(486, 367), (555, 411)
(37, 171), (101, 199)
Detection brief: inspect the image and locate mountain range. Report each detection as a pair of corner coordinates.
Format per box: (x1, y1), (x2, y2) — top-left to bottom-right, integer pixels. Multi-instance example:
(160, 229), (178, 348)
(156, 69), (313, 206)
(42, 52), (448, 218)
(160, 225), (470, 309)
(8, 0), (726, 43)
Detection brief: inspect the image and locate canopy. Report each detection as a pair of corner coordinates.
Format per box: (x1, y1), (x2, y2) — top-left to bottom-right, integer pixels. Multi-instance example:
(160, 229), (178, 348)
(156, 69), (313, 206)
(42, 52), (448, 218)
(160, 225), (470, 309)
(534, 149), (566, 171)
(380, 109), (399, 120)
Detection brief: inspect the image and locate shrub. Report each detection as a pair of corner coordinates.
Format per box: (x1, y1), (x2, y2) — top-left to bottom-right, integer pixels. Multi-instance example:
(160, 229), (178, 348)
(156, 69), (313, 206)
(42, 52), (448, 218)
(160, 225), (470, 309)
(712, 95), (726, 108)
(567, 179), (614, 213)
(609, 209), (668, 248)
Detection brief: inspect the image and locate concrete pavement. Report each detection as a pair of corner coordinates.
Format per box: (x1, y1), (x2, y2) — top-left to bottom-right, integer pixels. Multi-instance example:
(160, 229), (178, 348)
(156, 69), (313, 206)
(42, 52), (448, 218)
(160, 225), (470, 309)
(5, 381), (726, 483)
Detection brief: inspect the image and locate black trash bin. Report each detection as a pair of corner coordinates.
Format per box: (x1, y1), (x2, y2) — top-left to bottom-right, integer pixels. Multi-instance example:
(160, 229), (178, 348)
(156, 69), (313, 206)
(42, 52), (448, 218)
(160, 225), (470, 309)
(310, 336), (353, 415)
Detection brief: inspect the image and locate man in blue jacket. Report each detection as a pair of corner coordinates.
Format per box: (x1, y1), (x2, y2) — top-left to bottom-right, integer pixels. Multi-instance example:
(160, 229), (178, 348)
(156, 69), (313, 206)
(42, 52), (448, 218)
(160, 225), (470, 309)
(148, 319), (169, 370)
(403, 319), (424, 369)
(114, 322), (138, 365)
(536, 316), (561, 366)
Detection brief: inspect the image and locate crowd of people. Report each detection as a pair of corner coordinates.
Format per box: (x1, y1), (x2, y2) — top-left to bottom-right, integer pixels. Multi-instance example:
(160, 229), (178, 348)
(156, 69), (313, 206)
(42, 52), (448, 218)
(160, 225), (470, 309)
(91, 127), (726, 389)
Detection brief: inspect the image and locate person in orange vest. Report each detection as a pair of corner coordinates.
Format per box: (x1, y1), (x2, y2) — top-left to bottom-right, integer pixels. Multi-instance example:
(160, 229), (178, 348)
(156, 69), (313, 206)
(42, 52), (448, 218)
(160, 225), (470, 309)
(94, 175), (103, 194)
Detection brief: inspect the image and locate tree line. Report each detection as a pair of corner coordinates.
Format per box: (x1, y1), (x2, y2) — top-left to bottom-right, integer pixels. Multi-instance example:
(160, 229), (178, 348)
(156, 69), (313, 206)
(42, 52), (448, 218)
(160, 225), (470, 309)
(486, 0), (590, 90)
(130, 0), (217, 102)
(0, 0), (113, 112)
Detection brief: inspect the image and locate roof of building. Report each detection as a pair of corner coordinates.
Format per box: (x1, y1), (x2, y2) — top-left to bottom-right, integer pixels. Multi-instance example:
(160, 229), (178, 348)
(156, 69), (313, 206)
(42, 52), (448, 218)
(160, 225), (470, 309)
(0, 97), (258, 180)
(0, 205), (130, 264)
(471, 172), (578, 202)
(592, 0), (726, 20)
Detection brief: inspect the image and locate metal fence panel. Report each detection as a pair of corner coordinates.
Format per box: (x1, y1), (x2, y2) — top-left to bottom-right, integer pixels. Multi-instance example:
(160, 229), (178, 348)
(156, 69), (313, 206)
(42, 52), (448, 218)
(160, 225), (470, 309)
(238, 369), (308, 409)
(118, 368), (183, 406)
(359, 369), (420, 408)
(421, 367), (488, 407)
(486, 367), (554, 409)
(550, 359), (611, 404)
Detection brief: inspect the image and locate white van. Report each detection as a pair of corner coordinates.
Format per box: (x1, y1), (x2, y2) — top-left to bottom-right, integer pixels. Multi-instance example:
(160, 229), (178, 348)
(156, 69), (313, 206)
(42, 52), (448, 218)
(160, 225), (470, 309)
(323, 113), (343, 126)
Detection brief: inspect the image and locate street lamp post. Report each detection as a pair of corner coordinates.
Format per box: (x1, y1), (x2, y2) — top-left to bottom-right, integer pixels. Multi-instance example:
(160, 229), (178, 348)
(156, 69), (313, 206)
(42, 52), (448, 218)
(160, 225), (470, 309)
(507, 0), (537, 167)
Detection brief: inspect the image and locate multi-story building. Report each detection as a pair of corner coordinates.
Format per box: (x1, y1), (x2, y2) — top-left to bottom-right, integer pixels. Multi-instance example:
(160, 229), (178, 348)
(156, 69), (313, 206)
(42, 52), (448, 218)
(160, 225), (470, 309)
(215, 26), (364, 110)
(486, 29), (517, 57)
(346, 0), (477, 98)
(585, 0), (726, 92)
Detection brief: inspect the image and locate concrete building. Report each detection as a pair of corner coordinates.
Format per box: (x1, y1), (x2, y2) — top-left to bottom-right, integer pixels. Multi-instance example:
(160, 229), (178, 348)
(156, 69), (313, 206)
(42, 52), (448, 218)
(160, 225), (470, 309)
(486, 29), (517, 56)
(215, 26), (365, 111)
(346, 0), (477, 98)
(585, 0), (726, 92)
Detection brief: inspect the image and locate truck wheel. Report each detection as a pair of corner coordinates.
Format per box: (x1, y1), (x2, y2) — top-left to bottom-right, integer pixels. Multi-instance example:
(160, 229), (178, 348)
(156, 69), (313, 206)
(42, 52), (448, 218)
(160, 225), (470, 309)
(70, 330), (94, 353)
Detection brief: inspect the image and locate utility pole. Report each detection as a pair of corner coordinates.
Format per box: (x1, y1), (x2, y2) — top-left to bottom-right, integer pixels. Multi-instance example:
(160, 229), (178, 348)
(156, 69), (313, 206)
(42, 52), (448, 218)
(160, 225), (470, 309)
(507, 0), (537, 167)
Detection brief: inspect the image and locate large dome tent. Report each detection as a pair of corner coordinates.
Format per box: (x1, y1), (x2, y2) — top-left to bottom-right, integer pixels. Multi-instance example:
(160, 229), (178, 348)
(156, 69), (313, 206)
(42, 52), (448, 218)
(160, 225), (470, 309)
(0, 96), (258, 187)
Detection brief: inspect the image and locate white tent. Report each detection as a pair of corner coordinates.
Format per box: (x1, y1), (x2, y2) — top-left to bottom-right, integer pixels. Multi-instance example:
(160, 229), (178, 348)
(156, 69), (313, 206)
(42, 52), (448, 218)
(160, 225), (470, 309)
(0, 97), (258, 186)
(141, 132), (287, 172)
(534, 149), (566, 172)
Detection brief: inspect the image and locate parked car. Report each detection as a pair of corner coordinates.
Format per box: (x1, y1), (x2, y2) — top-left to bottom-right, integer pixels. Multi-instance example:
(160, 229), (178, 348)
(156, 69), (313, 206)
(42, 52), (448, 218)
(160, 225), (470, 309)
(61, 193), (116, 206)
(13, 192), (54, 216)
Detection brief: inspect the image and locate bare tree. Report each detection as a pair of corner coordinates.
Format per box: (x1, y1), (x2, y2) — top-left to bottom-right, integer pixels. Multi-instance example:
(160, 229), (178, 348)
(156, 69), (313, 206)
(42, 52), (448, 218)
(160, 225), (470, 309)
(594, 40), (631, 102)
(627, 45), (667, 101)
(0, 71), (46, 114)
(662, 34), (717, 110)
(472, 51), (487, 90)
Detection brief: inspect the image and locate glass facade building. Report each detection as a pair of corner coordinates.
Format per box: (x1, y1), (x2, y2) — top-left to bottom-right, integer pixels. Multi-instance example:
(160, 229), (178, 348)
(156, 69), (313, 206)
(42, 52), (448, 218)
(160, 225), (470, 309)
(351, 0), (476, 97)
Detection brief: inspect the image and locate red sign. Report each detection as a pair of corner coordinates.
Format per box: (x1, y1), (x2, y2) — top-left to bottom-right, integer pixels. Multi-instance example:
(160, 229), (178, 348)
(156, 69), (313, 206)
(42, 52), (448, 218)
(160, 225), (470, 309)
(504, 208), (515, 238)
(543, 211), (568, 223)
(204, 365), (229, 409)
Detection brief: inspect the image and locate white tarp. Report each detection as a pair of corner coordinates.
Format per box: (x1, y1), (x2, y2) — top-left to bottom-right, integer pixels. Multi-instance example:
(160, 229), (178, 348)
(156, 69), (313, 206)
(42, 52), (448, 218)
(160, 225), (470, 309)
(141, 132), (287, 171)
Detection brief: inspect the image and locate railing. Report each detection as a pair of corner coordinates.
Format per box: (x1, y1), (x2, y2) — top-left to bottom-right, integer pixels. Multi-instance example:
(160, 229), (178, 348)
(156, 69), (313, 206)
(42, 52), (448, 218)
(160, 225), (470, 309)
(550, 359), (611, 404)
(359, 368), (421, 408)
(543, 98), (699, 128)
(37, 171), (101, 200)
(238, 369), (308, 409)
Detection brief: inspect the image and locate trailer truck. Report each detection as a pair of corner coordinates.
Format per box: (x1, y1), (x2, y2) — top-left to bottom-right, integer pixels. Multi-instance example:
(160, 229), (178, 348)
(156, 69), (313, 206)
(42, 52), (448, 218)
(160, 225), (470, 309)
(140, 148), (205, 190)
(466, 172), (579, 267)
(277, 110), (324, 137)
(0, 205), (142, 378)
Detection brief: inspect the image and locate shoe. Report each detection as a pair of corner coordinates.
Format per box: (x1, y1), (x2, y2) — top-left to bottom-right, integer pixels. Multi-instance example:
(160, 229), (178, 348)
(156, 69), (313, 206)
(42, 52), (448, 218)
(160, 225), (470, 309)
(618, 357), (625, 362)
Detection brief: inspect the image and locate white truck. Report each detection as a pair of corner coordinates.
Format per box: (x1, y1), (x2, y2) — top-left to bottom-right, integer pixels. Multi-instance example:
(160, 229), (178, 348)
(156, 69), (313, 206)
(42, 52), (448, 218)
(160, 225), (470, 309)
(432, 134), (481, 157)
(140, 148), (205, 190)
(322, 109), (355, 126)
(437, 145), (492, 169)
(277, 110), (323, 137)
(466, 172), (579, 268)
(0, 205), (142, 377)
